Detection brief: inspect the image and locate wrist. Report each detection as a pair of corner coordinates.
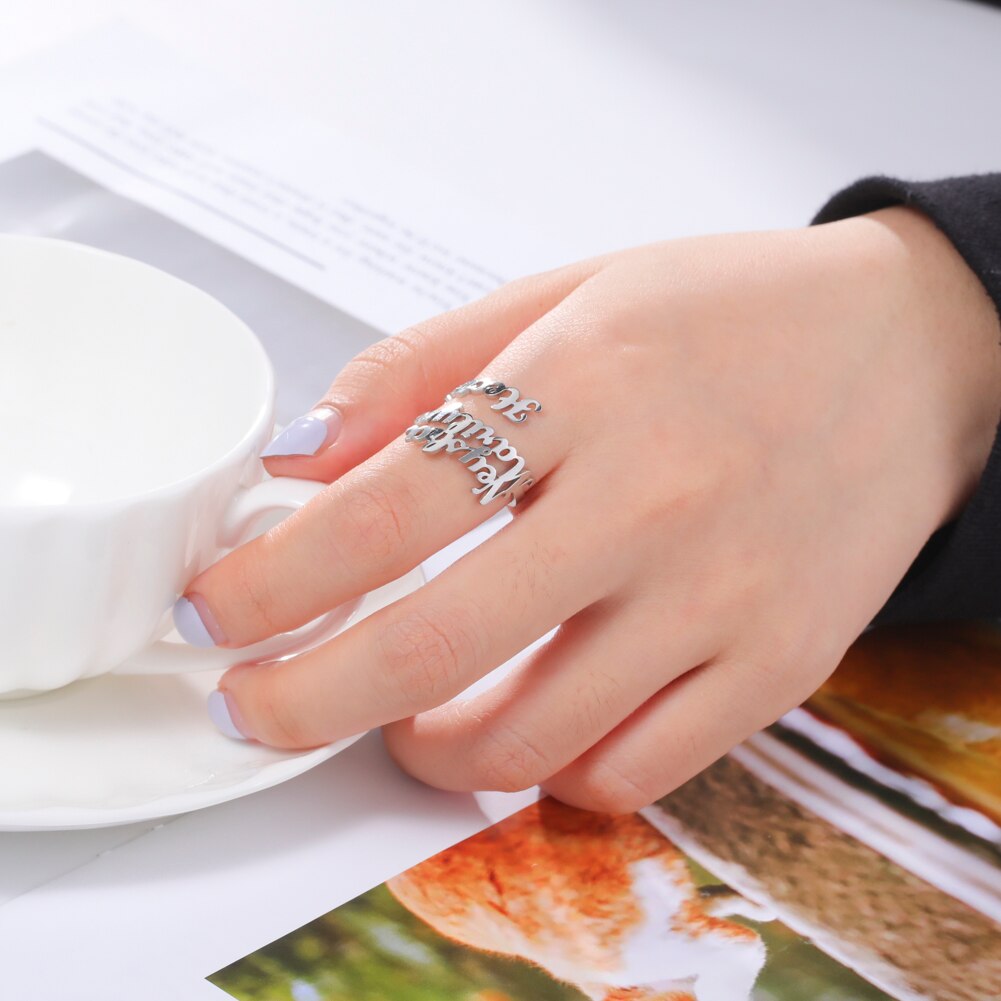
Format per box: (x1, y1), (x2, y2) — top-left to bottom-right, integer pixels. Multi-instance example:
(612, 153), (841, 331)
(847, 206), (1001, 526)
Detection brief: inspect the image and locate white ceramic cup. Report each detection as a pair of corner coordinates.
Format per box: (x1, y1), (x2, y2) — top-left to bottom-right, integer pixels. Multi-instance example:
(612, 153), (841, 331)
(0, 235), (352, 697)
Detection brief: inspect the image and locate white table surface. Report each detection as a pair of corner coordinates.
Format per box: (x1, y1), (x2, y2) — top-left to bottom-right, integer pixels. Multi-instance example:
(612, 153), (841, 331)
(6, 0), (1001, 255)
(1, 0), (1000, 994)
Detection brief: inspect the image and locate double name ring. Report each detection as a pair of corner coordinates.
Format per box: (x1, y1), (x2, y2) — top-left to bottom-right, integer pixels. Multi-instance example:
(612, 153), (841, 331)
(403, 378), (541, 506)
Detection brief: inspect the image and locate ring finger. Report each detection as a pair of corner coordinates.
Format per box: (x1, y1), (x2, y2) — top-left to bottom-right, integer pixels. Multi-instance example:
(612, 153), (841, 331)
(541, 649), (824, 813)
(381, 591), (720, 793)
(215, 494), (617, 748)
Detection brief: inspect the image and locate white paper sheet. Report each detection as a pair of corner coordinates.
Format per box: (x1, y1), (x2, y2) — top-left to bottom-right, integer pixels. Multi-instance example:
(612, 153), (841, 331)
(0, 22), (565, 336)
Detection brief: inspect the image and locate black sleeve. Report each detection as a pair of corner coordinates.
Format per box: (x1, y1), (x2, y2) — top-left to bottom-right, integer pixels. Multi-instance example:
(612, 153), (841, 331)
(813, 174), (1001, 623)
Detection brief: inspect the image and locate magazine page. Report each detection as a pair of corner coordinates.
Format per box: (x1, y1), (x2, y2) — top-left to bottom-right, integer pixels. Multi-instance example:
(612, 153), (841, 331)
(209, 622), (1001, 1001)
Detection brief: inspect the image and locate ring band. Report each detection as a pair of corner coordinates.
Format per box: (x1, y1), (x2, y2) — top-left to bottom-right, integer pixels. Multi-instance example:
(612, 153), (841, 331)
(404, 380), (540, 506)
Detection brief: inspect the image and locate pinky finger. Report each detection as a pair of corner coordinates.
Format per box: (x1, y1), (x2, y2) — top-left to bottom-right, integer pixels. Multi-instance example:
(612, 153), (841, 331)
(541, 653), (824, 814)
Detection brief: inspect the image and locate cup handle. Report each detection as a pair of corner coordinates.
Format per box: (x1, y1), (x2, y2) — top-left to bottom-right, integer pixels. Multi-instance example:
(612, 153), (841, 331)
(114, 477), (359, 675)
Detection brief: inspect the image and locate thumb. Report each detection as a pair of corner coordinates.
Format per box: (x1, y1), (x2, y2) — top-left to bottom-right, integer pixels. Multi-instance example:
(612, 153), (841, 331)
(260, 260), (600, 482)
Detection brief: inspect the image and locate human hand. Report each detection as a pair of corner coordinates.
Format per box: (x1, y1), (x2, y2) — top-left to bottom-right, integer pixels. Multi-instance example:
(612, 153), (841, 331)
(174, 207), (1001, 812)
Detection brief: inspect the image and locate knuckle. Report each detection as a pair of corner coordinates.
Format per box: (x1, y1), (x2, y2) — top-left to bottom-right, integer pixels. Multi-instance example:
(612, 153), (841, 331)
(375, 606), (473, 711)
(572, 757), (660, 814)
(337, 475), (419, 570)
(727, 645), (822, 714)
(726, 643), (798, 703)
(468, 722), (555, 793)
(508, 537), (564, 606)
(571, 669), (624, 737)
(343, 334), (420, 382)
(229, 546), (282, 637)
(745, 652), (789, 698)
(245, 670), (315, 749)
(336, 329), (436, 398)
(634, 476), (714, 535)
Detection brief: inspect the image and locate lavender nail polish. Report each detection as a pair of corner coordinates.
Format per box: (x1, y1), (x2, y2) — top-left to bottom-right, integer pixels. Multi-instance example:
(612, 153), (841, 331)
(208, 689), (249, 741)
(261, 407), (341, 458)
(173, 594), (226, 648)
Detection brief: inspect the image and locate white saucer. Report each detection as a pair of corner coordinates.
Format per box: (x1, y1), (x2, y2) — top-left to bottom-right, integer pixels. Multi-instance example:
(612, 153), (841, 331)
(0, 567), (424, 831)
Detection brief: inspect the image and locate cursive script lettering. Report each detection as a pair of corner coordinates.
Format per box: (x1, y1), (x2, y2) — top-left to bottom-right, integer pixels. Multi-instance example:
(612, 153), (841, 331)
(404, 403), (534, 506)
(447, 378), (542, 424)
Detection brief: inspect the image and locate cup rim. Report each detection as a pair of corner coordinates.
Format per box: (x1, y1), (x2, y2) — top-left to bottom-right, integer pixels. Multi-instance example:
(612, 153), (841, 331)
(0, 234), (276, 514)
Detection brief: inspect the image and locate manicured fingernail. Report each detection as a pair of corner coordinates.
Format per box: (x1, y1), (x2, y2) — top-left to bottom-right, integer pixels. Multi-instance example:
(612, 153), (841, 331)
(208, 689), (251, 741)
(173, 594), (227, 648)
(261, 406), (341, 458)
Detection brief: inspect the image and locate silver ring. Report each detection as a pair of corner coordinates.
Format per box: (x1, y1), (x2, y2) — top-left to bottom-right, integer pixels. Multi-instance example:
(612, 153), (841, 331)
(448, 378), (542, 423)
(404, 381), (540, 506)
